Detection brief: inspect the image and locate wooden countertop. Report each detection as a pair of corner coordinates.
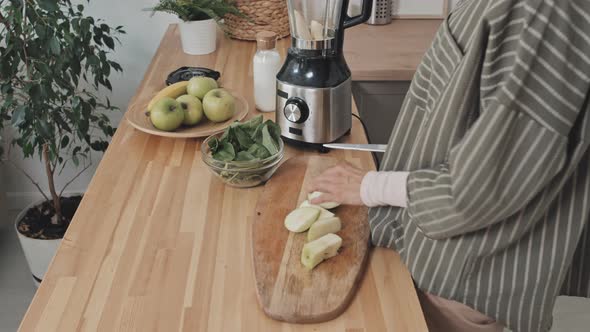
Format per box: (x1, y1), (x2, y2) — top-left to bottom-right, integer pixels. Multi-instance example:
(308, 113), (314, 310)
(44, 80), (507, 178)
(345, 20), (441, 81)
(19, 24), (428, 332)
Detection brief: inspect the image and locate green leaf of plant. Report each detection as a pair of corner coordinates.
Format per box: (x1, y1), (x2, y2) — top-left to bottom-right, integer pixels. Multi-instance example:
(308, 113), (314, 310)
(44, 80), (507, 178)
(35, 25), (47, 38)
(146, 0), (245, 21)
(261, 125), (278, 155)
(239, 114), (263, 135)
(72, 96), (81, 109)
(103, 36), (115, 49)
(38, 0), (59, 12)
(208, 136), (219, 153)
(37, 121), (53, 138)
(212, 141), (235, 161)
(61, 136), (70, 148)
(87, 55), (99, 67)
(11, 105), (26, 126)
(109, 61), (122, 72)
(247, 143), (270, 159)
(36, 62), (51, 76)
(235, 151), (257, 161)
(233, 126), (254, 150)
(90, 141), (108, 151)
(80, 18), (91, 35)
(252, 123), (264, 143)
(265, 120), (282, 141)
(220, 126), (232, 142)
(93, 35), (103, 45)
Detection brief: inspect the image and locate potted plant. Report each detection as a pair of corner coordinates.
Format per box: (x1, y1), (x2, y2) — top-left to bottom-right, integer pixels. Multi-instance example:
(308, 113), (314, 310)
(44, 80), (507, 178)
(0, 0), (124, 286)
(147, 0), (243, 55)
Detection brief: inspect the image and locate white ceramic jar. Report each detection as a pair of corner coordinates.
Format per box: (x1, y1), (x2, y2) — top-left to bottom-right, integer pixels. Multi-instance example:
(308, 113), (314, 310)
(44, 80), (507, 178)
(179, 19), (217, 55)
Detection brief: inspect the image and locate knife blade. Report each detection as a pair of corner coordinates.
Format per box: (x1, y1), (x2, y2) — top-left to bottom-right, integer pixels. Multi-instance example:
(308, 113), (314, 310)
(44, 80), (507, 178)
(322, 144), (388, 153)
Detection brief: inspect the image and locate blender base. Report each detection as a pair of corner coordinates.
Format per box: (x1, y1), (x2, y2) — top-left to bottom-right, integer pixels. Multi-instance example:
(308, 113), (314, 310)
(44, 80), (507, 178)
(280, 136), (330, 153)
(281, 128), (352, 153)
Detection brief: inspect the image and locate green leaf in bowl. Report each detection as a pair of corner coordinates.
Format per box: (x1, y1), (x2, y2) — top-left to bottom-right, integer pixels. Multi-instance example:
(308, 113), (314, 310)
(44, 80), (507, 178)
(208, 136), (220, 153)
(247, 143), (271, 159)
(262, 125), (279, 155)
(213, 141), (236, 161)
(234, 126), (254, 150)
(237, 114), (263, 136)
(235, 151), (258, 161)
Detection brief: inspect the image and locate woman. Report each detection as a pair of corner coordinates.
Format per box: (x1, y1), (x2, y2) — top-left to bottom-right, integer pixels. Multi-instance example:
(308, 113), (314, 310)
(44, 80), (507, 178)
(310, 1), (590, 331)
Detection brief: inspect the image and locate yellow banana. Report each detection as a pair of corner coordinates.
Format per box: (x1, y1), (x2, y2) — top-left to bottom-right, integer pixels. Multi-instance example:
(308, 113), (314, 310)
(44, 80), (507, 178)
(147, 81), (189, 111)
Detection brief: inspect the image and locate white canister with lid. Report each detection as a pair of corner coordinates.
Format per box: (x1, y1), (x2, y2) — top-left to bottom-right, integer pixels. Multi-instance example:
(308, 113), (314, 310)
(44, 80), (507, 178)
(253, 31), (282, 112)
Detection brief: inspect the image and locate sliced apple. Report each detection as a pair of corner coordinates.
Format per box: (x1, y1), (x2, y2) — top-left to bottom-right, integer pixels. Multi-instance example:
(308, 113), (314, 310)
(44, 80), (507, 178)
(301, 233), (342, 270)
(300, 200), (335, 219)
(284, 207), (320, 233)
(307, 217), (342, 241)
(310, 20), (325, 40)
(294, 10), (312, 40)
(308, 191), (340, 209)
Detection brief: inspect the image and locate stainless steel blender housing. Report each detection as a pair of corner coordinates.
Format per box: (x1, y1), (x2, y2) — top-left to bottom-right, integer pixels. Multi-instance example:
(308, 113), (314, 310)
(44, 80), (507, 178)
(277, 77), (351, 144)
(276, 0), (373, 145)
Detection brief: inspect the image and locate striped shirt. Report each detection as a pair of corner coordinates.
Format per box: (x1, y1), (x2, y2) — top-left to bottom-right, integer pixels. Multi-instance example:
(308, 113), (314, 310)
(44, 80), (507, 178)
(368, 1), (590, 331)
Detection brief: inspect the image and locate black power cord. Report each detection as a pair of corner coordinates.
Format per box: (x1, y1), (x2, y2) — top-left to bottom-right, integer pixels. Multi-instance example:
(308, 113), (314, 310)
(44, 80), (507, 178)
(352, 113), (381, 169)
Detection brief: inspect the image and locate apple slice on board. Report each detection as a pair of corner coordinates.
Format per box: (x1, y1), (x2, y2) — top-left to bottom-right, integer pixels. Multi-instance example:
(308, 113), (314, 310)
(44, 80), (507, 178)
(301, 233), (342, 270)
(284, 207), (321, 233)
(307, 217), (342, 241)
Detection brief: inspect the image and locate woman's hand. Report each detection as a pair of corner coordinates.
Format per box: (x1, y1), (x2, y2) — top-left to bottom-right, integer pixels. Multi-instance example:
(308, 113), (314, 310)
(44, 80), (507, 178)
(308, 162), (367, 206)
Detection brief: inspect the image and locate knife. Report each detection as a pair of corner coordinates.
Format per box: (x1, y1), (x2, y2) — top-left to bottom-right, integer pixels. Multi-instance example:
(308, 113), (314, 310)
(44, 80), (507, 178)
(322, 143), (388, 153)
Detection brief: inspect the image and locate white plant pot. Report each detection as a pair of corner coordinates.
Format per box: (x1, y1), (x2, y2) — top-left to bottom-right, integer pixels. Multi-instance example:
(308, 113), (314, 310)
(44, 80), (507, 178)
(179, 19), (217, 55)
(15, 195), (81, 287)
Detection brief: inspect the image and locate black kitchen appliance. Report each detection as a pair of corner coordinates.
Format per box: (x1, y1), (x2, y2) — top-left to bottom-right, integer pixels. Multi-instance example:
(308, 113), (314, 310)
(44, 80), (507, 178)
(276, 0), (372, 145)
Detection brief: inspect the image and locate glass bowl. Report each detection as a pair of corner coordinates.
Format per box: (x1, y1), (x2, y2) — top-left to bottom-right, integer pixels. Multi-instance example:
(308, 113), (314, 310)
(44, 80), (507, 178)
(201, 134), (284, 188)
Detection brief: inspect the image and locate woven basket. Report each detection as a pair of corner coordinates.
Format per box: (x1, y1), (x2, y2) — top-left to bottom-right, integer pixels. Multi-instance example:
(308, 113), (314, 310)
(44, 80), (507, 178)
(225, 0), (290, 41)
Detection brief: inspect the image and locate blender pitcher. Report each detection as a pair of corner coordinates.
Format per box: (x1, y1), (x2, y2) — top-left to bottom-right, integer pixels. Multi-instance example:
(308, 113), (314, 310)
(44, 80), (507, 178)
(287, 0), (372, 50)
(288, 0), (340, 41)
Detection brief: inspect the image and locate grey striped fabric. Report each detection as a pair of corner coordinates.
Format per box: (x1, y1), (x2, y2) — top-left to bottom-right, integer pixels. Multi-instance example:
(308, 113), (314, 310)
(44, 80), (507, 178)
(367, 1), (590, 331)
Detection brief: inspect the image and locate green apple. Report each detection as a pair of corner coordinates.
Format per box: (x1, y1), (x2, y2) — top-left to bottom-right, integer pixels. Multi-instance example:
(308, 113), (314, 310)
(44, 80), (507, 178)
(176, 94), (204, 126)
(148, 97), (184, 131)
(187, 76), (218, 100)
(202, 88), (236, 123)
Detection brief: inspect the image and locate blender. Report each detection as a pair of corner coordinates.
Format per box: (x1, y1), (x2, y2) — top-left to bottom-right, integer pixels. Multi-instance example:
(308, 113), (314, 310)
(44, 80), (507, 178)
(276, 0), (373, 145)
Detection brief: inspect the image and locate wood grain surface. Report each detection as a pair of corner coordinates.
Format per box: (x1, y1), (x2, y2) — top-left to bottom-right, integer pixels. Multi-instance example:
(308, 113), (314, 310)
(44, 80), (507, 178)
(125, 91), (249, 138)
(344, 19), (442, 81)
(253, 156), (371, 323)
(18, 25), (429, 332)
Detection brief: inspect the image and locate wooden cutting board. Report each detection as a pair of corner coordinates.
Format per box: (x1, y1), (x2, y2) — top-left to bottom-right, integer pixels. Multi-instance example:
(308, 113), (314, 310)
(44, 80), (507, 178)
(252, 156), (371, 323)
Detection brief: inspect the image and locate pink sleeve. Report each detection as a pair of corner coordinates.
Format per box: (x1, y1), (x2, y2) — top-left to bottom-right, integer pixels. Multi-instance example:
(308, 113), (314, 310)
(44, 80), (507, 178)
(360, 171), (410, 208)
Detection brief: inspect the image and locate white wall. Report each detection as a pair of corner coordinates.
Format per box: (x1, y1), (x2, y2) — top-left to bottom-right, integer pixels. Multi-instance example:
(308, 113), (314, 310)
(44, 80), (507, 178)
(0, 0), (178, 209)
(0, 0), (460, 210)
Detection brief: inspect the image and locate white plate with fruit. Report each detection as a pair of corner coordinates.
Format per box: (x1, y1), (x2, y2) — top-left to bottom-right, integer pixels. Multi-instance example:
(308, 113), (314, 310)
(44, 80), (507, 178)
(126, 76), (248, 138)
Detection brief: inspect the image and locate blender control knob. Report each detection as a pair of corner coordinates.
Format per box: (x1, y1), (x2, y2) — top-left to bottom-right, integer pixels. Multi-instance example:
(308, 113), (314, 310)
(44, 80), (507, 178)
(283, 98), (309, 124)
